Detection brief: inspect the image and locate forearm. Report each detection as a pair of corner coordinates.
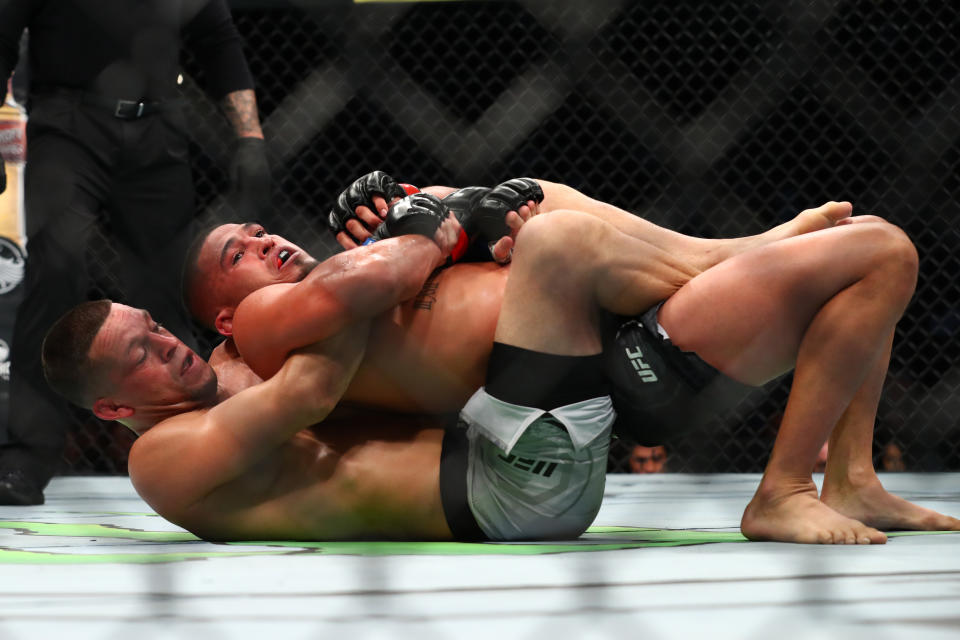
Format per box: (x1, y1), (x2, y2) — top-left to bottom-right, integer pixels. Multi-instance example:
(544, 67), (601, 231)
(247, 235), (443, 362)
(276, 326), (370, 426)
(316, 235), (443, 318)
(220, 89), (263, 139)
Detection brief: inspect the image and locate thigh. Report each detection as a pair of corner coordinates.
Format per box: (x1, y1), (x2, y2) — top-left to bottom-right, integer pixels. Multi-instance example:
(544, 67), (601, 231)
(493, 212), (612, 355)
(658, 221), (898, 385)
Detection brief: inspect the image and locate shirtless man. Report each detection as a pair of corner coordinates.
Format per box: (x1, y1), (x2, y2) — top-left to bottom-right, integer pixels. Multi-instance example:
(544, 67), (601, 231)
(46, 201), (960, 543)
(41, 209), (689, 541)
(181, 183), (960, 544)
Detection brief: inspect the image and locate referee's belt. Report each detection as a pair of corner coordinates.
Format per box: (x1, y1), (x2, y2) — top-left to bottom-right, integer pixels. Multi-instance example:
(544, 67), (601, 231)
(79, 93), (178, 120)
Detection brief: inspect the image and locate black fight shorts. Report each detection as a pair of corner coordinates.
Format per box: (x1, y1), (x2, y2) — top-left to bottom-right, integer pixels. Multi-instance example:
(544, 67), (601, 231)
(603, 304), (755, 445)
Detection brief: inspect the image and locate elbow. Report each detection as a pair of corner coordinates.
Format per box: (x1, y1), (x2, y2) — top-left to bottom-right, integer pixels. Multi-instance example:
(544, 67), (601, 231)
(274, 353), (342, 423)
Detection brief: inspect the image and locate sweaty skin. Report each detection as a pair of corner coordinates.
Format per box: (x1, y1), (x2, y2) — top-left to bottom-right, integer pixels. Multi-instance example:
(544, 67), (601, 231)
(126, 234), (463, 541)
(213, 194), (851, 413)
(176, 194), (960, 544)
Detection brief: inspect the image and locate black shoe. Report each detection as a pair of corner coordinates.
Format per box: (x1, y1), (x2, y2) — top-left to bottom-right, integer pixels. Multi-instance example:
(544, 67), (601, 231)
(0, 469), (44, 505)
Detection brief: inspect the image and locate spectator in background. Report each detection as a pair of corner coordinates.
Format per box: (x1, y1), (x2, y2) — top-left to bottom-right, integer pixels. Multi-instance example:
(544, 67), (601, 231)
(0, 0), (270, 505)
(629, 444), (668, 474)
(880, 442), (906, 471)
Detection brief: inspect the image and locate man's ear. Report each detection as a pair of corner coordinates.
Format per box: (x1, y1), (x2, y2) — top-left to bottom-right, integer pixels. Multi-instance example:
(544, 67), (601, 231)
(214, 307), (235, 336)
(92, 397), (134, 422)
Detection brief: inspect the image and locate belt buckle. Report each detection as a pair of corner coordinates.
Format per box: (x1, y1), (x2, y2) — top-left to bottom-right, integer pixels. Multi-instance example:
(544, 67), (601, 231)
(115, 99), (145, 119)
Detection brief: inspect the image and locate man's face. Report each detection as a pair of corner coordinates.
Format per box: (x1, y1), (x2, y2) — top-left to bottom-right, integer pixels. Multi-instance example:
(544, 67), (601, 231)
(198, 223), (317, 315)
(90, 303), (218, 411)
(629, 445), (667, 474)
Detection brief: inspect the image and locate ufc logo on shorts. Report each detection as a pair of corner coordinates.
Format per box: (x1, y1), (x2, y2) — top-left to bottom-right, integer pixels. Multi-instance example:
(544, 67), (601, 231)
(625, 347), (658, 383)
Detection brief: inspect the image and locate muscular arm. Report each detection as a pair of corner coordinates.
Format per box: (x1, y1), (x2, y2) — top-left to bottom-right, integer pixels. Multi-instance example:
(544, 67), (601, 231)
(233, 234), (444, 379)
(130, 326), (368, 521)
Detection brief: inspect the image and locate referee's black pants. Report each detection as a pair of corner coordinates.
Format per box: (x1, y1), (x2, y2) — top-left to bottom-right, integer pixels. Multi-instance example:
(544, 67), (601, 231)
(0, 90), (200, 485)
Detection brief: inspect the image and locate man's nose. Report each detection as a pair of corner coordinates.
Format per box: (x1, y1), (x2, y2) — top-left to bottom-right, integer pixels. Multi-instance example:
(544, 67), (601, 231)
(155, 333), (178, 362)
(252, 235), (274, 257)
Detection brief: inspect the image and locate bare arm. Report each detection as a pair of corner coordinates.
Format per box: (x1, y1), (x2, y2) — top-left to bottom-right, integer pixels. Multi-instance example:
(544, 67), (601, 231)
(233, 235), (445, 378)
(130, 326), (368, 518)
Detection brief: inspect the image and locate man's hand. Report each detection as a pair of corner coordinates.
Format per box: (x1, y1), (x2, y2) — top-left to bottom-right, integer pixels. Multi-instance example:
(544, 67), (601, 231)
(329, 171), (411, 249)
(229, 137), (271, 218)
(373, 193), (467, 263)
(442, 178), (543, 263)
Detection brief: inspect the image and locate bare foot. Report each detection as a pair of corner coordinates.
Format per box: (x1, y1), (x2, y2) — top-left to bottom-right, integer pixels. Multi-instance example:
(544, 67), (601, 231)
(714, 202), (853, 265)
(757, 201), (853, 245)
(821, 476), (960, 532)
(741, 480), (887, 544)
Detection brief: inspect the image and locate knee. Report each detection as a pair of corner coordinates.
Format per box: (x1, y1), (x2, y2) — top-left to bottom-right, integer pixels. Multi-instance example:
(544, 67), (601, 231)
(869, 223), (919, 300)
(535, 179), (584, 213)
(513, 210), (604, 261)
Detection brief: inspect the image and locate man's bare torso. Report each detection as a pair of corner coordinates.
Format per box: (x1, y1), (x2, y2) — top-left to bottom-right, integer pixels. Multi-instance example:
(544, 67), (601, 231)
(219, 261), (509, 413)
(130, 400), (453, 541)
(346, 262), (508, 412)
(133, 262), (508, 541)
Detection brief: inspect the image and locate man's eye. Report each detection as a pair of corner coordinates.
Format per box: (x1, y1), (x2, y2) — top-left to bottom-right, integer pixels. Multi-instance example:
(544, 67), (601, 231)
(152, 323), (165, 333)
(254, 229), (265, 237)
(232, 250), (244, 265)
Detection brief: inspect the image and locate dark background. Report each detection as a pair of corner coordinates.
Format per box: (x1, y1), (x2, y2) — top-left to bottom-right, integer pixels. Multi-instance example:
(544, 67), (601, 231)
(59, 0), (960, 474)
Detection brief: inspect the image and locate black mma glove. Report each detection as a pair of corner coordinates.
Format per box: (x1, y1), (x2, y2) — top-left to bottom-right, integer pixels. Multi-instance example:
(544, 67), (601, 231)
(328, 171), (408, 244)
(0, 154), (6, 195)
(441, 178), (543, 261)
(229, 137), (271, 218)
(373, 193), (448, 239)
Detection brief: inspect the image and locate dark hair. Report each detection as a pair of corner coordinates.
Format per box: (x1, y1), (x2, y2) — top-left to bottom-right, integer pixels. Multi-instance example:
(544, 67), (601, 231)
(180, 222), (221, 329)
(41, 299), (112, 408)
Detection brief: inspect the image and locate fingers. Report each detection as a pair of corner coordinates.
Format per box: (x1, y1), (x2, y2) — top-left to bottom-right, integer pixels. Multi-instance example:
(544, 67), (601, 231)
(523, 200), (539, 218)
(491, 236), (514, 264)
(371, 195), (389, 218)
(336, 231), (359, 251)
(432, 214), (462, 257)
(354, 205), (382, 230)
(504, 211), (523, 233)
(345, 218), (373, 244)
(503, 200), (540, 237)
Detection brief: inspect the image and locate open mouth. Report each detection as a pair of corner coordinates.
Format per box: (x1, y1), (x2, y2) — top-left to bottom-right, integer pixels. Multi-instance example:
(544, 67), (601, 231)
(277, 249), (291, 269)
(181, 352), (193, 377)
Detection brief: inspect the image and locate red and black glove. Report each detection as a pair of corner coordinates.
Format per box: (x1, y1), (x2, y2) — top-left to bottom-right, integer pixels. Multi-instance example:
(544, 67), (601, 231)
(371, 192), (471, 263)
(441, 177), (543, 261)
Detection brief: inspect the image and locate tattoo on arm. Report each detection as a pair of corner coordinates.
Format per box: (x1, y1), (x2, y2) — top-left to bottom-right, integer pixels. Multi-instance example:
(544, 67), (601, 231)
(221, 89), (264, 139)
(414, 273), (441, 310)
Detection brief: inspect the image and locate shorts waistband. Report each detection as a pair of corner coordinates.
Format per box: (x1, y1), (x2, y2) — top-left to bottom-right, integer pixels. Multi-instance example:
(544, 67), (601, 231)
(439, 423), (488, 542)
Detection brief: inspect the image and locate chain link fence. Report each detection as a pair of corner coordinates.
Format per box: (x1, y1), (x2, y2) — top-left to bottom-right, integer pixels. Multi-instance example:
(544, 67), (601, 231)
(66, 0), (960, 475)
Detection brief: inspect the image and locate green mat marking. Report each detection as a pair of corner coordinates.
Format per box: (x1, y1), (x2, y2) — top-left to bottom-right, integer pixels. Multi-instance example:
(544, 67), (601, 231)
(0, 521), (956, 564)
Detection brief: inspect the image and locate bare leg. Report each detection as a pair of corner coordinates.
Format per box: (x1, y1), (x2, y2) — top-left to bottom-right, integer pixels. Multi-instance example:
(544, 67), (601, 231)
(536, 180), (852, 273)
(658, 221), (919, 544)
(820, 333), (960, 532)
(495, 210), (709, 352)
